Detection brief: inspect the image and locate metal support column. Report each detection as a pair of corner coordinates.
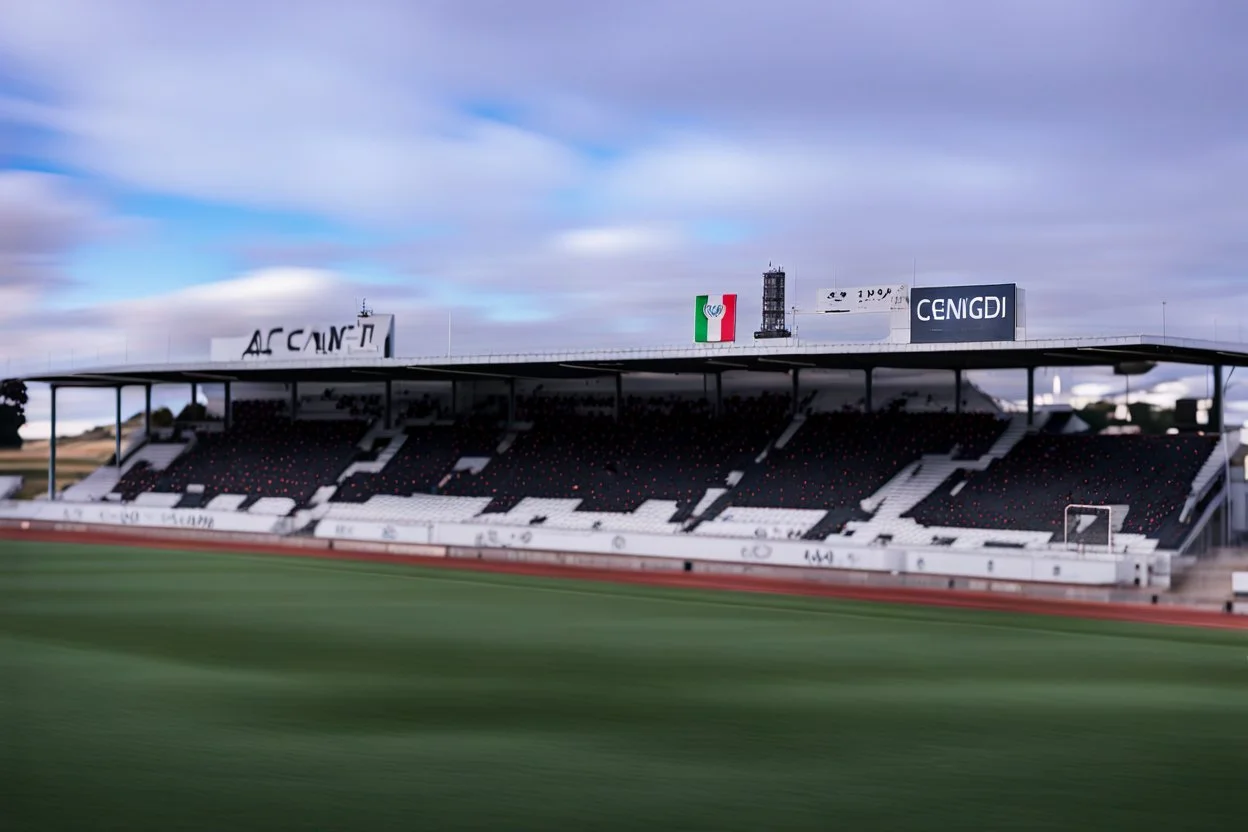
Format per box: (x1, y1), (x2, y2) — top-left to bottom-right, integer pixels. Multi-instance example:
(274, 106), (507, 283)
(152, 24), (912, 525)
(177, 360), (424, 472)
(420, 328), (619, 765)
(715, 372), (723, 418)
(47, 386), (57, 500)
(1211, 364), (1224, 433)
(954, 369), (963, 414)
(290, 381), (298, 418)
(507, 378), (516, 426)
(115, 386), (123, 467)
(1027, 367), (1036, 426)
(791, 369), (801, 416)
(450, 381), (458, 417)
(614, 374), (623, 422)
(190, 382), (198, 416)
(864, 368), (874, 413)
(223, 382), (232, 429)
(384, 378), (393, 429)
(144, 384), (152, 436)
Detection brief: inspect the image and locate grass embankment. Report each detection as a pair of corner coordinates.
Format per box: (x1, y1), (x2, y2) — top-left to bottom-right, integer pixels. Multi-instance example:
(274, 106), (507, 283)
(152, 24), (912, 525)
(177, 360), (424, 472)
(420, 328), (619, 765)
(0, 420), (142, 497)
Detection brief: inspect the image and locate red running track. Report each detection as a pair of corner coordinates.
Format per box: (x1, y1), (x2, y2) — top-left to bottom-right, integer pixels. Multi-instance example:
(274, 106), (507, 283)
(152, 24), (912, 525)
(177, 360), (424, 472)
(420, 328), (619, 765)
(3, 527), (1246, 632)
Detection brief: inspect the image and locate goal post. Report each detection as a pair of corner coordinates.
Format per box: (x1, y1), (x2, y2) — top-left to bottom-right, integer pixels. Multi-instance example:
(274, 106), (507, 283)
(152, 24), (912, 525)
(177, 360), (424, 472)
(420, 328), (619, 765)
(1064, 504), (1115, 554)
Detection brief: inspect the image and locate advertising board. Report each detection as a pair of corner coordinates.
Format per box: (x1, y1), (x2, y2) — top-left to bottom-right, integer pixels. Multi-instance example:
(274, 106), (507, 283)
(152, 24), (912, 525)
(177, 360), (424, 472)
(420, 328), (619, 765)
(0, 501), (285, 534)
(910, 283), (1017, 344)
(816, 284), (908, 314)
(210, 314), (396, 362)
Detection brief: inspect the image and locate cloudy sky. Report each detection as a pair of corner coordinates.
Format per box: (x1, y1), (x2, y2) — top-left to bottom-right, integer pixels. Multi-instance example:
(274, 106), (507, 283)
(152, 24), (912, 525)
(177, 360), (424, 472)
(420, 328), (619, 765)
(3, 0), (1247, 436)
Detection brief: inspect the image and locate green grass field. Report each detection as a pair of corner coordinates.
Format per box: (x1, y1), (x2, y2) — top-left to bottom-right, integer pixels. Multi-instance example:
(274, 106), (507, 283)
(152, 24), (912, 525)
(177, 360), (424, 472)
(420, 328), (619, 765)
(2, 541), (1245, 831)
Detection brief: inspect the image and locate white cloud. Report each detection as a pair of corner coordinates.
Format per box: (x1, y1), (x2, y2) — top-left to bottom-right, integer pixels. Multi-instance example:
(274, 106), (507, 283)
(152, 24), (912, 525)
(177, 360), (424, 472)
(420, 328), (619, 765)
(2, 0), (1247, 437)
(552, 226), (681, 257)
(595, 136), (1039, 219)
(0, 170), (102, 266)
(0, 285), (39, 324)
(132, 268), (341, 316)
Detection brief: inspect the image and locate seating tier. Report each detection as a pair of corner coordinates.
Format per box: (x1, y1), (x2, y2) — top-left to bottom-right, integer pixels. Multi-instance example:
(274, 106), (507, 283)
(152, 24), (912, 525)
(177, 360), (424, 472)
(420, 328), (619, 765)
(906, 433), (1218, 548)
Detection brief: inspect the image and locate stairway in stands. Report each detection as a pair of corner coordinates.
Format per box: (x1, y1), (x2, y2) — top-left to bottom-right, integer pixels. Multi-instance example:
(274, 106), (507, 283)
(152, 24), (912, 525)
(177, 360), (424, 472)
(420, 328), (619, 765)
(679, 413), (805, 531)
(1169, 551), (1248, 604)
(62, 440), (192, 502)
(336, 428), (407, 482)
(0, 476), (22, 500)
(864, 414), (1039, 518)
(838, 413), (1046, 542)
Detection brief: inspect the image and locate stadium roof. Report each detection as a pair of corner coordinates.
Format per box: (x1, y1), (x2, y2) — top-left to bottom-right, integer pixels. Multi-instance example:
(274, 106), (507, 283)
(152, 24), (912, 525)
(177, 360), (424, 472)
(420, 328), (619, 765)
(16, 334), (1248, 388)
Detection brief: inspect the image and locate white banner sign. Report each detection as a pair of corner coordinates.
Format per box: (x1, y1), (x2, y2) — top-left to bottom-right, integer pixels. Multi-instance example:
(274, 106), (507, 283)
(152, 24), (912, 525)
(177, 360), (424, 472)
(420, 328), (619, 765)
(0, 501), (286, 534)
(816, 285), (908, 314)
(315, 519), (433, 545)
(210, 314), (395, 362)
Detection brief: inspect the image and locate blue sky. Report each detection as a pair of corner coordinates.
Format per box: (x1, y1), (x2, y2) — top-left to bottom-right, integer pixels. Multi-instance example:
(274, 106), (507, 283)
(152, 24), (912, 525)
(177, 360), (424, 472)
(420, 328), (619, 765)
(2, 0), (1247, 435)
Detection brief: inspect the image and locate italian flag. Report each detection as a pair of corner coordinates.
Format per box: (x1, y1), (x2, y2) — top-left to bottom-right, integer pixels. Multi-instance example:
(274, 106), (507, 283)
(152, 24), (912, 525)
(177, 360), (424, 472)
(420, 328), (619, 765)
(694, 294), (737, 343)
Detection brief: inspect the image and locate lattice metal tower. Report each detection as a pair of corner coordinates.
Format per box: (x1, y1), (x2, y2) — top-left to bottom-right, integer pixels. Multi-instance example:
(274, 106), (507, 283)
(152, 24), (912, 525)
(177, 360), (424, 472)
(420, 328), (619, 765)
(754, 265), (791, 339)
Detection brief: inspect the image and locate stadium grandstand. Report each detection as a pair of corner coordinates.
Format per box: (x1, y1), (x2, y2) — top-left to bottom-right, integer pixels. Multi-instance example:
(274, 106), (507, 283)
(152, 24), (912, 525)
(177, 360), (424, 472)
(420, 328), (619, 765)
(3, 283), (1246, 595)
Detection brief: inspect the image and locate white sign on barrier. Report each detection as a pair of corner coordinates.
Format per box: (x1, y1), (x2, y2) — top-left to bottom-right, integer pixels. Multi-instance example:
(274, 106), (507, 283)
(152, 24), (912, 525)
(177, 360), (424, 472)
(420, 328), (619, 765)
(1233, 572), (1248, 595)
(431, 522), (905, 572)
(425, 523), (1125, 586)
(314, 520), (433, 545)
(0, 501), (285, 534)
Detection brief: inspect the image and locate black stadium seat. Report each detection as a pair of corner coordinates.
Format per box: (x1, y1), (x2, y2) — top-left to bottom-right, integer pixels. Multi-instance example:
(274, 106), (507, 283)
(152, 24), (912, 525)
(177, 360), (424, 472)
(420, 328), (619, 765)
(108, 393), (1217, 551)
(114, 401), (368, 506)
(439, 393), (792, 514)
(333, 417), (499, 502)
(731, 412), (1008, 513)
(905, 433), (1218, 548)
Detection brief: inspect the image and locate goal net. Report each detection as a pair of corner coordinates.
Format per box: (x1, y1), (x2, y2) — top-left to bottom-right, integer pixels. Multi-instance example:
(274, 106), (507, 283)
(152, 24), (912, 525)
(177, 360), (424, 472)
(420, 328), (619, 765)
(1063, 504), (1116, 554)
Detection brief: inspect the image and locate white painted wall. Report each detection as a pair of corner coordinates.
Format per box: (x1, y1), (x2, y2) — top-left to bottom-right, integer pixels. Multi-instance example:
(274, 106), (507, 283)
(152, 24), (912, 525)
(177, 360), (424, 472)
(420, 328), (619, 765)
(0, 501), (286, 534)
(312, 518), (1139, 586)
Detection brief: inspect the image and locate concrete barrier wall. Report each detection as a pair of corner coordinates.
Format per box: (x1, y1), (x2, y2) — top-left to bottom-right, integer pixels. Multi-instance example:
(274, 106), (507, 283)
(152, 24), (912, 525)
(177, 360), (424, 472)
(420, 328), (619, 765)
(427, 522), (1137, 586)
(315, 520), (433, 545)
(901, 549), (1124, 585)
(445, 546), (689, 573)
(0, 519), (328, 548)
(432, 522), (905, 572)
(0, 501), (285, 534)
(325, 539), (445, 558)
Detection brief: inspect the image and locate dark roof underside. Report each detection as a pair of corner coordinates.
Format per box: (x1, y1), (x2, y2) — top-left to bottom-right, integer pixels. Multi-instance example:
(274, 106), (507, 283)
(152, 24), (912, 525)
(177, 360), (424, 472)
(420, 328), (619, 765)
(17, 337), (1248, 388)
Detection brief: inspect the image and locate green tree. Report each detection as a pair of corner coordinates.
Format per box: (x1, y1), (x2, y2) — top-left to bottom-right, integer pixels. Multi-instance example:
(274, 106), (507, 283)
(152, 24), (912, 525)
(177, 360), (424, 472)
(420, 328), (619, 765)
(176, 402), (208, 421)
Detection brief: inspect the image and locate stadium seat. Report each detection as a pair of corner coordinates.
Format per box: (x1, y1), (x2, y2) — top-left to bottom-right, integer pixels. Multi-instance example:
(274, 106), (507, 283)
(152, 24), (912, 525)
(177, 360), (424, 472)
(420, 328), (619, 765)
(728, 412), (1008, 533)
(113, 401), (368, 507)
(439, 393), (792, 516)
(905, 433), (1218, 548)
